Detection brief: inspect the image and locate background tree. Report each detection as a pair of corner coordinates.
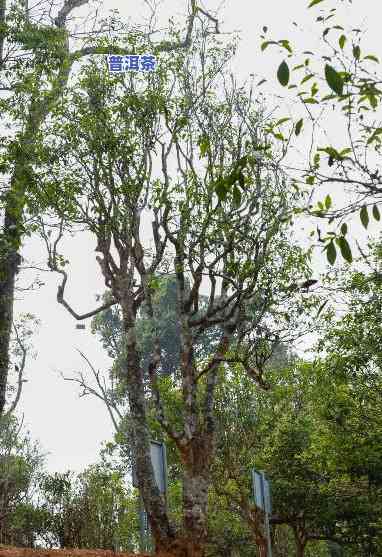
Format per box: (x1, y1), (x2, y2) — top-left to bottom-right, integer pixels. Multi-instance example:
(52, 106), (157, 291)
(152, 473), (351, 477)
(35, 464), (139, 552)
(210, 334), (382, 557)
(0, 0), (93, 417)
(0, 413), (43, 546)
(258, 0), (382, 263)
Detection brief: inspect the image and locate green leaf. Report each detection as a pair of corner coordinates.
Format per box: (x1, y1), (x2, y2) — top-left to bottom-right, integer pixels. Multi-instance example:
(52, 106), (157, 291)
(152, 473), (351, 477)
(325, 194), (332, 210)
(364, 55), (379, 63)
(295, 118), (304, 136)
(368, 95), (378, 110)
(303, 98), (319, 104)
(261, 40), (277, 51)
(321, 94), (337, 101)
(339, 35), (346, 49)
(325, 64), (344, 96)
(277, 61), (290, 87)
(340, 223), (348, 236)
(326, 241), (337, 265)
(360, 205), (369, 229)
(306, 176), (315, 185)
(311, 82), (319, 96)
(279, 40), (293, 54)
(275, 117), (291, 126)
(366, 128), (382, 145)
(373, 204), (381, 221)
(338, 236), (352, 263)
(308, 0), (325, 6)
(301, 73), (315, 84)
(353, 45), (361, 60)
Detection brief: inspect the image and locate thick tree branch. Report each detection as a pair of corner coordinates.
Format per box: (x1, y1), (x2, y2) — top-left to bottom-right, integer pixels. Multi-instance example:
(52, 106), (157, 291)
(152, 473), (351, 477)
(40, 220), (119, 320)
(54, 0), (89, 28)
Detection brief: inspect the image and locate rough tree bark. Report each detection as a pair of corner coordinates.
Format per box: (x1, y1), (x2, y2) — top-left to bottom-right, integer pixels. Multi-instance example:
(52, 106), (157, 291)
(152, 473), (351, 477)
(293, 525), (307, 557)
(120, 293), (176, 552)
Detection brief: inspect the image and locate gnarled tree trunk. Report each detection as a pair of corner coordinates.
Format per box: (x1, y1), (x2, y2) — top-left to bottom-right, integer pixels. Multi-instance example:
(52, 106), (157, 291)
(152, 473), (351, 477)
(120, 298), (176, 553)
(180, 435), (214, 557)
(120, 295), (215, 557)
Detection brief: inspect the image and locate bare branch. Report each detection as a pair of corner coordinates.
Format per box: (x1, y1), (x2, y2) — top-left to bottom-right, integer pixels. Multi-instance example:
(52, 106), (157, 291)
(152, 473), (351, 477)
(62, 349), (123, 432)
(40, 219), (119, 320)
(71, 0), (220, 59)
(4, 324), (27, 416)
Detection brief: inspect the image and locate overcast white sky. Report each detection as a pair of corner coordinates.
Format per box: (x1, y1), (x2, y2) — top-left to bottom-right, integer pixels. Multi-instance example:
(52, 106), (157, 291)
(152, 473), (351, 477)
(13, 0), (382, 474)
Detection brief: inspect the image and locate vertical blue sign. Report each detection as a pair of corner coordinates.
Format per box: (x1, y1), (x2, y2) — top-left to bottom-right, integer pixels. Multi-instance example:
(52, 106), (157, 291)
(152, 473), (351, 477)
(252, 469), (273, 557)
(252, 469), (264, 509)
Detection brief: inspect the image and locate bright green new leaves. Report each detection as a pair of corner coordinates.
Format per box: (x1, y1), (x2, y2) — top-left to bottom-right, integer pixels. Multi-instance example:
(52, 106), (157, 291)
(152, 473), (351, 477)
(364, 54), (379, 63)
(324, 64), (344, 96)
(339, 34), (346, 49)
(277, 60), (290, 86)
